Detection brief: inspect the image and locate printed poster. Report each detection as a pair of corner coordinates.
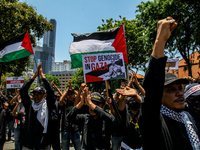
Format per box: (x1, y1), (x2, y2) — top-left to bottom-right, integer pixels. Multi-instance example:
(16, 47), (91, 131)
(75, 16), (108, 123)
(165, 58), (179, 70)
(82, 53), (126, 83)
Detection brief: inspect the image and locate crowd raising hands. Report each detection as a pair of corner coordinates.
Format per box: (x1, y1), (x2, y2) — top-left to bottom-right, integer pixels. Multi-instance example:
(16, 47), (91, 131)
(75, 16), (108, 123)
(0, 17), (200, 150)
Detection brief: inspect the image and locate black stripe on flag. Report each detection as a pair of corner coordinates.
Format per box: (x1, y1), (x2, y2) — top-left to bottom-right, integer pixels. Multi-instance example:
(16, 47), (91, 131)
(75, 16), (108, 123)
(0, 32), (26, 51)
(72, 26), (120, 42)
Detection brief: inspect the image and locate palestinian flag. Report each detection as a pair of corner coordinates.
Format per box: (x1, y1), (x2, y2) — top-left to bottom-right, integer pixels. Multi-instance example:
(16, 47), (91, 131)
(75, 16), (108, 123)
(69, 25), (128, 69)
(0, 31), (34, 62)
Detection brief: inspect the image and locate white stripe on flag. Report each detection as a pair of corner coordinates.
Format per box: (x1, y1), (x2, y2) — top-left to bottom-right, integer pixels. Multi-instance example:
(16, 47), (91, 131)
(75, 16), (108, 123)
(0, 42), (24, 58)
(69, 39), (115, 55)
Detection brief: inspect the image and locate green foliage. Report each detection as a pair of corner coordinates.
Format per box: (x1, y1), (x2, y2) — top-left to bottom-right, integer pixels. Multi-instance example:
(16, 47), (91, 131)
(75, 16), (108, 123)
(0, 0), (53, 44)
(97, 16), (152, 73)
(0, 72), (14, 89)
(0, 72), (28, 89)
(0, 0), (53, 82)
(136, 0), (200, 76)
(29, 83), (40, 92)
(45, 74), (61, 87)
(66, 68), (84, 90)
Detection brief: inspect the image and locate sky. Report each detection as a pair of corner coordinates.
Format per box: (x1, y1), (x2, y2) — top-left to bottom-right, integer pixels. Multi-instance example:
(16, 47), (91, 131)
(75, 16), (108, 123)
(20, 0), (149, 63)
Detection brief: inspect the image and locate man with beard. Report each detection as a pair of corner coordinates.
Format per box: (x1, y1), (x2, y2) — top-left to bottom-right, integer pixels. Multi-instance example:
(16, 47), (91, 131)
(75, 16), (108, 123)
(59, 83), (81, 150)
(117, 17), (200, 149)
(184, 83), (200, 136)
(140, 17), (200, 150)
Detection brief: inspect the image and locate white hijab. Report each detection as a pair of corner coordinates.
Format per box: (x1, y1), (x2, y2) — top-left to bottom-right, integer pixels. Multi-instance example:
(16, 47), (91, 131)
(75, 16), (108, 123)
(31, 99), (48, 133)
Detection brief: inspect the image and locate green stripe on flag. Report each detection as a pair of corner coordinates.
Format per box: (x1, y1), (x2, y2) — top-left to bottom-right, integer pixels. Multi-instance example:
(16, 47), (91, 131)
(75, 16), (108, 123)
(70, 51), (116, 69)
(0, 49), (32, 62)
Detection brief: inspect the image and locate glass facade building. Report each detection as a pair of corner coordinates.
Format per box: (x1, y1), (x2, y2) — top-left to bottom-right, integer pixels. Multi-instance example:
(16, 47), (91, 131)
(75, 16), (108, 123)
(41, 19), (57, 74)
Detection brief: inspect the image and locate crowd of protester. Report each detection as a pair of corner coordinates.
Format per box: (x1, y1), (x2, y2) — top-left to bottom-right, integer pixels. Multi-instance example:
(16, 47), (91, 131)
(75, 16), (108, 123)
(0, 17), (200, 150)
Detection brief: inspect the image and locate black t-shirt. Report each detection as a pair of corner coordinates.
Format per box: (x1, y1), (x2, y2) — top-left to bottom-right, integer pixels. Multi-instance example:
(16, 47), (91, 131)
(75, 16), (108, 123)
(122, 109), (142, 149)
(61, 99), (79, 132)
(14, 103), (26, 129)
(67, 106), (116, 150)
(4, 107), (13, 122)
(4, 100), (15, 122)
(87, 117), (111, 150)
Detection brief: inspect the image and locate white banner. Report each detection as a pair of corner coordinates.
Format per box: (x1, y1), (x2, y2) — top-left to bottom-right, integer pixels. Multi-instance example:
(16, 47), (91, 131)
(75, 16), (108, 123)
(82, 53), (126, 83)
(6, 77), (24, 89)
(165, 58), (179, 70)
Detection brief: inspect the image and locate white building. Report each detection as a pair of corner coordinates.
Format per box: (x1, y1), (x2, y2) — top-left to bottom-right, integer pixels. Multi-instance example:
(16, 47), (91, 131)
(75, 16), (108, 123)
(50, 60), (76, 92)
(53, 60), (76, 72)
(23, 69), (38, 84)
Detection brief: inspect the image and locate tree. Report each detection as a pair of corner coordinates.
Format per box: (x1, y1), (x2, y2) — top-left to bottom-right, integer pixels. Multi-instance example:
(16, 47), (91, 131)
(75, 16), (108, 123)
(66, 68), (84, 90)
(67, 67), (126, 93)
(136, 0), (200, 76)
(0, 0), (53, 83)
(97, 16), (152, 73)
(29, 83), (40, 92)
(0, 72), (28, 94)
(44, 73), (61, 87)
(0, 72), (14, 90)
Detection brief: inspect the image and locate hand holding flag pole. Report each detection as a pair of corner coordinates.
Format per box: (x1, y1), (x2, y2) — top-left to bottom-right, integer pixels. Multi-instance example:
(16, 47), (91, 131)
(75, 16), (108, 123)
(105, 80), (110, 99)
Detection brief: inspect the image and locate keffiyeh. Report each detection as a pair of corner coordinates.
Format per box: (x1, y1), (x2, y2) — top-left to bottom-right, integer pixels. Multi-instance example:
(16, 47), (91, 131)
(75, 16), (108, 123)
(32, 99), (49, 133)
(160, 105), (200, 149)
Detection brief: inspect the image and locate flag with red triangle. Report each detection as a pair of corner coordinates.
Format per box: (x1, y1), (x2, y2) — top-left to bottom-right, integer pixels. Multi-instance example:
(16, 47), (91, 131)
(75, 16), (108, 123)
(69, 25), (128, 69)
(0, 31), (34, 62)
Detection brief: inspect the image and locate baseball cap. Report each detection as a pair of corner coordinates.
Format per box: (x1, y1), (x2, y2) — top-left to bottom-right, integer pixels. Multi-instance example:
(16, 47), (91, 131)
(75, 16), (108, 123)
(164, 72), (189, 86)
(91, 92), (105, 104)
(184, 83), (200, 99)
(67, 89), (75, 93)
(33, 86), (45, 94)
(127, 97), (136, 103)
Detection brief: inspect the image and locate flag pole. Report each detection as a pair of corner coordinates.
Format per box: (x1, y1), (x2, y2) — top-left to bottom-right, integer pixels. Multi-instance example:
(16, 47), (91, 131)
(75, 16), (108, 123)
(105, 80), (109, 98)
(122, 22), (129, 83)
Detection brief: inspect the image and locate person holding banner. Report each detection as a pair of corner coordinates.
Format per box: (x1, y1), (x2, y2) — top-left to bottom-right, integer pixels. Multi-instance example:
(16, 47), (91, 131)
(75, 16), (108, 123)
(137, 17), (200, 150)
(66, 86), (117, 150)
(20, 63), (56, 150)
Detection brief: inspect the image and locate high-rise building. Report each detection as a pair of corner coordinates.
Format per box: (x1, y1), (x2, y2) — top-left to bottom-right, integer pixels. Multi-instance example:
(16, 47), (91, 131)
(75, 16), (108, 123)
(41, 19), (57, 74)
(32, 46), (43, 83)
